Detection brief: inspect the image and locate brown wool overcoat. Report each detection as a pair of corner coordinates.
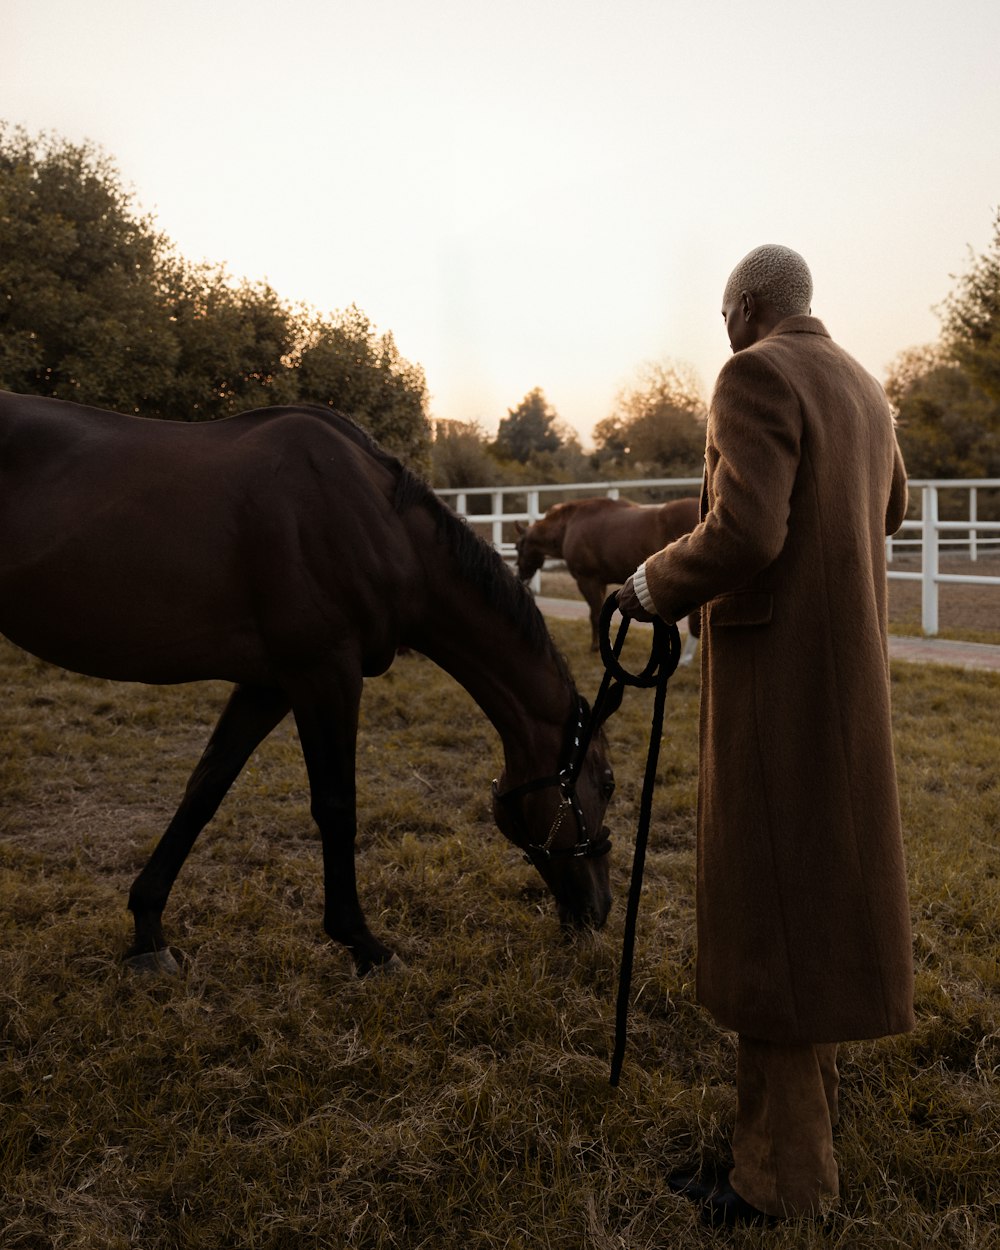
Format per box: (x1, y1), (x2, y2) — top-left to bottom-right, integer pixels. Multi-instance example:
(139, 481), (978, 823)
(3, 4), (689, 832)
(643, 316), (915, 1044)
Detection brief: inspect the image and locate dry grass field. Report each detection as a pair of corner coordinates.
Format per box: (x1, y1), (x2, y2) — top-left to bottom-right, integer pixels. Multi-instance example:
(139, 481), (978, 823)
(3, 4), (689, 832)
(1, 593), (998, 1248)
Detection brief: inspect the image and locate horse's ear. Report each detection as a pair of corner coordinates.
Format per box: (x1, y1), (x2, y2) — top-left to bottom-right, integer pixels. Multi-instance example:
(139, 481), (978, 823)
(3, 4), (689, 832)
(514, 520), (526, 535)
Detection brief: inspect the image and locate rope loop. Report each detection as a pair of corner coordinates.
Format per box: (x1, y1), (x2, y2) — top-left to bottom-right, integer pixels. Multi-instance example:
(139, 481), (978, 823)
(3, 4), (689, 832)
(598, 592), (682, 689)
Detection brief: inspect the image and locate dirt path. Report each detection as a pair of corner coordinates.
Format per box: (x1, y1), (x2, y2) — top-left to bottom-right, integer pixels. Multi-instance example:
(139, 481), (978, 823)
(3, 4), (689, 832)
(535, 596), (1000, 673)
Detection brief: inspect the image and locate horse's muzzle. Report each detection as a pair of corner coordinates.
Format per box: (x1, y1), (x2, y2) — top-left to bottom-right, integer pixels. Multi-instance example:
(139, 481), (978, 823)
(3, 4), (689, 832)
(558, 898), (611, 930)
(556, 842), (613, 929)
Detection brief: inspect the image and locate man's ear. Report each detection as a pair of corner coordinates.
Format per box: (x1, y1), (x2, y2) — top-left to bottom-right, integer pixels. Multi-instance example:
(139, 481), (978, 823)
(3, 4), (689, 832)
(741, 291), (755, 321)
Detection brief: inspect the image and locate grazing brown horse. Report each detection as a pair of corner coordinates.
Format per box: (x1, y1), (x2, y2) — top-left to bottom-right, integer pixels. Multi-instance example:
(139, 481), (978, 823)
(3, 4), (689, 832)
(515, 496), (701, 656)
(0, 391), (618, 976)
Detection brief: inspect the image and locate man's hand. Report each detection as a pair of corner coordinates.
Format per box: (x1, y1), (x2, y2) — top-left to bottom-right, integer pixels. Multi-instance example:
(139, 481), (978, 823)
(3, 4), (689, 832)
(617, 575), (657, 622)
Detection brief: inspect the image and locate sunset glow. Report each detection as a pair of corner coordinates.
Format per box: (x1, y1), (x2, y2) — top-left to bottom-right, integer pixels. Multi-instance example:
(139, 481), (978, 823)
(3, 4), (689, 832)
(6, 0), (999, 441)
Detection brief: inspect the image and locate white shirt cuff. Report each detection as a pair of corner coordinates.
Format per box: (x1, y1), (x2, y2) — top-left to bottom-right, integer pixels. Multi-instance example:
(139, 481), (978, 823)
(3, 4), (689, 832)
(631, 560), (657, 613)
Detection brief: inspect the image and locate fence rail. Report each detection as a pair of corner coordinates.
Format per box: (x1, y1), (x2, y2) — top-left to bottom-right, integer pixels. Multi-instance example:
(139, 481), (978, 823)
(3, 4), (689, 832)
(437, 477), (1000, 637)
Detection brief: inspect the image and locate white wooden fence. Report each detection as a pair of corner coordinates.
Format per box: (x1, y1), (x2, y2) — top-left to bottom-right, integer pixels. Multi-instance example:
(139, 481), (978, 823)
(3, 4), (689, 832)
(890, 480), (1000, 635)
(436, 477), (1000, 638)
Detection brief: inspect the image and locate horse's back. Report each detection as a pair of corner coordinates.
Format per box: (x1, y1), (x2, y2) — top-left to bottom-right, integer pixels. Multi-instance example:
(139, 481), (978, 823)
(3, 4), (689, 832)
(0, 393), (417, 684)
(561, 495), (699, 582)
(655, 496), (700, 542)
(0, 395), (399, 554)
(0, 392), (385, 471)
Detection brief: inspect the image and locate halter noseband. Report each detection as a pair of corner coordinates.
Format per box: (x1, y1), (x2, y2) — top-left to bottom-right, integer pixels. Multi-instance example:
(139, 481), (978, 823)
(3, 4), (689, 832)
(491, 697), (612, 862)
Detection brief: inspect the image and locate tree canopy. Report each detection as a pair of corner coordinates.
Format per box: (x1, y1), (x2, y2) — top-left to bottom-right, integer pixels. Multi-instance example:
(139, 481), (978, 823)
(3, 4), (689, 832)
(0, 124), (430, 466)
(889, 209), (1000, 482)
(296, 307), (428, 468)
(0, 126), (176, 411)
(491, 387), (564, 464)
(939, 208), (1000, 409)
(592, 360), (706, 476)
(429, 419), (499, 489)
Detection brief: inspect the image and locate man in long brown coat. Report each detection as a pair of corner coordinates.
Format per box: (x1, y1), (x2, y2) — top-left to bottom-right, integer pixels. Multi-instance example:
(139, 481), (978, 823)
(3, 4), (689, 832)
(618, 244), (914, 1227)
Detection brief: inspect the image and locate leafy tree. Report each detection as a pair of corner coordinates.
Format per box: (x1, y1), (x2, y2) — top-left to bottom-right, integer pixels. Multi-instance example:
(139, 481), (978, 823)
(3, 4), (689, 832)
(0, 124), (430, 467)
(592, 359), (706, 476)
(939, 207), (1000, 406)
(886, 344), (999, 481)
(492, 387), (563, 464)
(512, 427), (596, 484)
(295, 305), (429, 467)
(885, 212), (1000, 485)
(0, 124), (176, 410)
(430, 418), (500, 488)
(156, 259), (299, 420)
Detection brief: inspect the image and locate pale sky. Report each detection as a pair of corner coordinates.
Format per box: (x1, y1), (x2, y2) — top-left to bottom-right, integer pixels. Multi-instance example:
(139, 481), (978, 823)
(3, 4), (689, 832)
(5, 0), (999, 444)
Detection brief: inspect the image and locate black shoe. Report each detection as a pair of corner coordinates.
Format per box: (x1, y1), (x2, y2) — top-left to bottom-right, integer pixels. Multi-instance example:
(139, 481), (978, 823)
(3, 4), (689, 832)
(700, 1184), (778, 1229)
(665, 1171), (715, 1202)
(667, 1166), (777, 1227)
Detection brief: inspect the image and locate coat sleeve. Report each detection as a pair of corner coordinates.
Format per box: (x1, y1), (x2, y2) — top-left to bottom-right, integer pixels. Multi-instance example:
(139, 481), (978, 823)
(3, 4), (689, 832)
(643, 349), (803, 621)
(885, 438), (908, 536)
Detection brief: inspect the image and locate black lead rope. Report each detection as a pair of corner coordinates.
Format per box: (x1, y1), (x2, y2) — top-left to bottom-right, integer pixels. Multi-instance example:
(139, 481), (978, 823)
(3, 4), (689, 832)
(592, 594), (682, 1088)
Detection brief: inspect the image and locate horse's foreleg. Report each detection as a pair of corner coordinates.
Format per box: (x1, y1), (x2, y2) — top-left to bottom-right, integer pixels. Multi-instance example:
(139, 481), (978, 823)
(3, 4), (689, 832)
(292, 674), (397, 977)
(125, 683), (290, 967)
(575, 576), (607, 651)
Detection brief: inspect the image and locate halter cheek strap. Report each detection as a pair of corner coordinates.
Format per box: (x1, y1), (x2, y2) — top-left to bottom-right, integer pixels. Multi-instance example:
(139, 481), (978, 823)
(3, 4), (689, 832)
(491, 698), (612, 861)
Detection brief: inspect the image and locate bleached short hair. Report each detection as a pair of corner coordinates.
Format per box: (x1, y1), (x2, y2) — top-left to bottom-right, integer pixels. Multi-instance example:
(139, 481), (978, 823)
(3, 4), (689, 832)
(723, 244), (813, 317)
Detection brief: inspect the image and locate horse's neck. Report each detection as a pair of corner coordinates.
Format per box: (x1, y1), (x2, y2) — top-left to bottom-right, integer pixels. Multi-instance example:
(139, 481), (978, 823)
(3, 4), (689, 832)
(412, 582), (571, 779)
(539, 508), (572, 556)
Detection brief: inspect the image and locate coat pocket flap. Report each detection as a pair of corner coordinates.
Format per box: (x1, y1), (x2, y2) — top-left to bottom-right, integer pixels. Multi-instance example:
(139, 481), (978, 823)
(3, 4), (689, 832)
(707, 591), (773, 627)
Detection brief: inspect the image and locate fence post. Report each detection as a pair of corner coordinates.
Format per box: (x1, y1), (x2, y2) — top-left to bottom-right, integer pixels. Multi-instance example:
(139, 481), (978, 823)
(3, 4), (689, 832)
(970, 486), (978, 562)
(921, 484), (939, 636)
(492, 491), (504, 550)
(456, 492), (467, 517)
(525, 490), (542, 592)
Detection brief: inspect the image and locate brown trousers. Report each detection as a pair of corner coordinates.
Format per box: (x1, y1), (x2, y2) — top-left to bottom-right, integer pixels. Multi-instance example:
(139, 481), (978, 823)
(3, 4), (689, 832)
(728, 1036), (841, 1218)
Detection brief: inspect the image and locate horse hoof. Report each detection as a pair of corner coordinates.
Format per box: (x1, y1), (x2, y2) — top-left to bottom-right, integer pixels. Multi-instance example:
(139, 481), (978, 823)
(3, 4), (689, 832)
(356, 953), (406, 979)
(124, 947), (181, 975)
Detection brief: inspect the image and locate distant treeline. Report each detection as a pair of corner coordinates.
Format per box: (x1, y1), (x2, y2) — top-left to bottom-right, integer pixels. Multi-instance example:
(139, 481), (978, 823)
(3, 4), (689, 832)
(2, 124), (998, 497)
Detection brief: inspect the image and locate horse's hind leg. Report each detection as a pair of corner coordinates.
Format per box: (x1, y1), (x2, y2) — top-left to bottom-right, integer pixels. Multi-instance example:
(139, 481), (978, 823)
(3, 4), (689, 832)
(575, 575), (607, 651)
(125, 683), (290, 969)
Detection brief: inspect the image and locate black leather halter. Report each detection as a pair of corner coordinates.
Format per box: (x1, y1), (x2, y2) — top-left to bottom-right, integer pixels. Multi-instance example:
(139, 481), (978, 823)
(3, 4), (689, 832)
(491, 697), (612, 862)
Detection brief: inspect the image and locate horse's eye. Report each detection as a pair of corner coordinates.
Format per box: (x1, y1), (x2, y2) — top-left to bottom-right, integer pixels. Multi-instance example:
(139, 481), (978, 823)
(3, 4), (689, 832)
(602, 778), (616, 800)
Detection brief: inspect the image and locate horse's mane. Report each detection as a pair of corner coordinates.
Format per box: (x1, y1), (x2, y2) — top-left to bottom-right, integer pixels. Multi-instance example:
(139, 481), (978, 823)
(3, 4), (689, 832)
(317, 408), (573, 683)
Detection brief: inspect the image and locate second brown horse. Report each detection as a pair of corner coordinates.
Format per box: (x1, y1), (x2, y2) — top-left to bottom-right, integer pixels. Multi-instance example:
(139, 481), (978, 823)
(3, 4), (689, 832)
(515, 495), (701, 655)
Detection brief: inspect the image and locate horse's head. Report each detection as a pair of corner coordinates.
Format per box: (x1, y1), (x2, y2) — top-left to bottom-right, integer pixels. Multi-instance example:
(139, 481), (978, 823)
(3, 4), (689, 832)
(514, 520), (546, 581)
(491, 696), (622, 929)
